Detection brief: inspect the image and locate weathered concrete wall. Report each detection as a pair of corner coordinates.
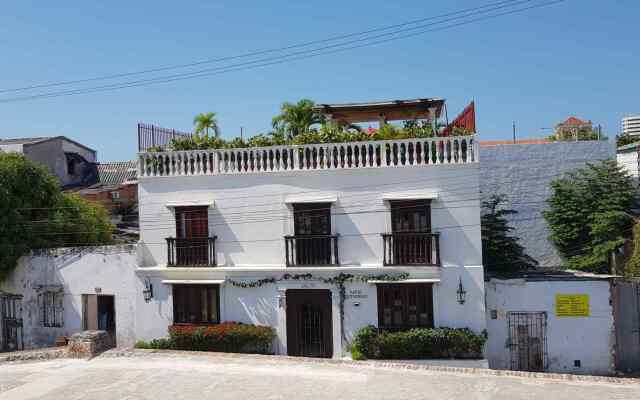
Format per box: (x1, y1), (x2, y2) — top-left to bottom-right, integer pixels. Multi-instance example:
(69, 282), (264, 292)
(485, 278), (614, 375)
(0, 245), (138, 350)
(480, 141), (615, 267)
(23, 138), (97, 188)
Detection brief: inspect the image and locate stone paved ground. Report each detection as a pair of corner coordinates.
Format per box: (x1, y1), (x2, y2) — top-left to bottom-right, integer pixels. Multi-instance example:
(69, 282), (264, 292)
(0, 352), (638, 400)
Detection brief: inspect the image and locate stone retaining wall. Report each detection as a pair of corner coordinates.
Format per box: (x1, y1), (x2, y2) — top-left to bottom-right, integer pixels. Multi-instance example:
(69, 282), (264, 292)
(67, 330), (115, 358)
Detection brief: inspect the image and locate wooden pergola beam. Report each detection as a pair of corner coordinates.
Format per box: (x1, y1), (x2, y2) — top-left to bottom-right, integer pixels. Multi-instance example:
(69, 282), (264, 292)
(313, 98), (445, 125)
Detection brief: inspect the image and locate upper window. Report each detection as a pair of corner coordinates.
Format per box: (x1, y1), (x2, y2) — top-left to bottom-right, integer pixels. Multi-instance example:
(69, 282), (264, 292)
(173, 285), (220, 324)
(175, 206), (209, 239)
(110, 191), (120, 201)
(390, 200), (431, 232)
(293, 203), (331, 235)
(39, 290), (63, 328)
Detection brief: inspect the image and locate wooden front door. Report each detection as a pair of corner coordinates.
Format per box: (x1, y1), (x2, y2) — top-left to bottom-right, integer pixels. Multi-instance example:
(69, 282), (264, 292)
(286, 290), (333, 358)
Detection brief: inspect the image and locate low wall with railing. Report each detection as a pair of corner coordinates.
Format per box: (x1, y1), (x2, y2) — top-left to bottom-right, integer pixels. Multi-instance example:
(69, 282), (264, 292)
(138, 136), (477, 178)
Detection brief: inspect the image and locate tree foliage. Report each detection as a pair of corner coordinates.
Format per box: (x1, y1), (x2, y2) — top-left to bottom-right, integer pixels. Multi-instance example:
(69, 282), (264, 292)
(0, 153), (113, 280)
(616, 133), (640, 148)
(481, 195), (538, 273)
(544, 159), (638, 273)
(271, 99), (322, 139)
(193, 112), (220, 138)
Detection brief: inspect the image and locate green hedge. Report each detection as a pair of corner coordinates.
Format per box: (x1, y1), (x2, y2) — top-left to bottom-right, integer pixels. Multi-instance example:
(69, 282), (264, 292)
(351, 326), (487, 360)
(134, 322), (276, 354)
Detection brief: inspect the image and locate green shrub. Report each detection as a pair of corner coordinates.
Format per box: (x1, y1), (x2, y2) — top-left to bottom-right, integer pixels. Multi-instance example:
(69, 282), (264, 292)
(351, 326), (487, 360)
(134, 338), (172, 349)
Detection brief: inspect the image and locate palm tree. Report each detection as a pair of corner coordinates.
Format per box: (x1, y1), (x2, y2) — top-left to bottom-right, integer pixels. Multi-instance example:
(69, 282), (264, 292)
(271, 99), (322, 139)
(193, 112), (220, 138)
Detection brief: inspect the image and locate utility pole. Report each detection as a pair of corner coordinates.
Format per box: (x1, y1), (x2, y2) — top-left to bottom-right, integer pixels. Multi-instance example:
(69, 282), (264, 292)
(240, 127), (244, 141)
(512, 121), (516, 144)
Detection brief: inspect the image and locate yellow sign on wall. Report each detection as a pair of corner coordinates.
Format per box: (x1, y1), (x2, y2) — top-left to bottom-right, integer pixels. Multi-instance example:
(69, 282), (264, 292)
(555, 294), (590, 317)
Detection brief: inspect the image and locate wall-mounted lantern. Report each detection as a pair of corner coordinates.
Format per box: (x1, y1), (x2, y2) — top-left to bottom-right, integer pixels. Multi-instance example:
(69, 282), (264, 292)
(456, 277), (466, 305)
(143, 278), (154, 303)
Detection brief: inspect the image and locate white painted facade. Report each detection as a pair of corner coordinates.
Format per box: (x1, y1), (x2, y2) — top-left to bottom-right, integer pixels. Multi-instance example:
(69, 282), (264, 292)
(617, 143), (639, 180)
(135, 137), (486, 357)
(0, 246), (138, 350)
(485, 277), (615, 375)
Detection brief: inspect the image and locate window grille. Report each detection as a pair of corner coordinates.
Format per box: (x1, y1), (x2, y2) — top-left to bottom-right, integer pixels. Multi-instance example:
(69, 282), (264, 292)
(38, 290), (64, 328)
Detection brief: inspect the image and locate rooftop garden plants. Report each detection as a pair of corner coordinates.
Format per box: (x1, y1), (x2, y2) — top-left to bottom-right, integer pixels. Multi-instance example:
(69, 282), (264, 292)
(150, 124), (472, 152)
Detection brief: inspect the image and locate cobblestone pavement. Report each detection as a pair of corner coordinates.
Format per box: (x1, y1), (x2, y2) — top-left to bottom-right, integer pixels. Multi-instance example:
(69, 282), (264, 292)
(1, 353), (638, 400)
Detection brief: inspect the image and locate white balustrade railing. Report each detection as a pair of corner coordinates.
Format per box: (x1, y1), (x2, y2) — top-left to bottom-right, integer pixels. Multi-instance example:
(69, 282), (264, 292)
(138, 136), (478, 178)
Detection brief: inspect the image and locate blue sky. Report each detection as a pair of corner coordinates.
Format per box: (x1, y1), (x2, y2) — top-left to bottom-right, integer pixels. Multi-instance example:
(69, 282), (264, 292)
(0, 0), (638, 161)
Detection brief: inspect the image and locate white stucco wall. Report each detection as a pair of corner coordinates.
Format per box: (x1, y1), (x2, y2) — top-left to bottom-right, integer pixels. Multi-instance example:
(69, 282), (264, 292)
(485, 278), (614, 375)
(0, 246), (138, 349)
(136, 162), (486, 357)
(135, 265), (485, 357)
(138, 164), (482, 268)
(480, 141), (615, 267)
(617, 149), (639, 179)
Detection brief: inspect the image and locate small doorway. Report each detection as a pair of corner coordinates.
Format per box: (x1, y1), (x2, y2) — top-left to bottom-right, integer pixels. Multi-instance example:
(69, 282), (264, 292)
(82, 295), (116, 333)
(507, 312), (547, 372)
(286, 290), (333, 358)
(1, 294), (24, 352)
(613, 281), (640, 372)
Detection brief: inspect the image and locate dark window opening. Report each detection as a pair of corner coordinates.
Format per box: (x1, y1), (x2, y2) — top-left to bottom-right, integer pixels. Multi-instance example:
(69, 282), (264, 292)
(289, 203), (334, 265)
(390, 200), (431, 233)
(67, 158), (76, 175)
(173, 285), (220, 324)
(293, 203), (331, 236)
(377, 283), (434, 331)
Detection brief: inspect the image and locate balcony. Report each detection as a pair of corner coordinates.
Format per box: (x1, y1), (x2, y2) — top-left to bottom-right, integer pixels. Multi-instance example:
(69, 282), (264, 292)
(285, 235), (340, 267)
(138, 136), (477, 178)
(166, 237), (217, 267)
(381, 232), (440, 266)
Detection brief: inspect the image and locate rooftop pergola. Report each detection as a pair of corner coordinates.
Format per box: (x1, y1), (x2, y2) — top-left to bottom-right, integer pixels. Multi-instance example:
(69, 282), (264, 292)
(313, 98), (445, 128)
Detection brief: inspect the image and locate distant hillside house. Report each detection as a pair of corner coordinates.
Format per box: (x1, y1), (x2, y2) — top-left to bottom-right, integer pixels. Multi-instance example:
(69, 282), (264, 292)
(0, 136), (97, 188)
(554, 117), (594, 141)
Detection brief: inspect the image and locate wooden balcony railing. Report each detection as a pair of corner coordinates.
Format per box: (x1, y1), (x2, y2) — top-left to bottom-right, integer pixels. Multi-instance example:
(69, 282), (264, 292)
(285, 235), (340, 266)
(381, 232), (440, 266)
(166, 237), (217, 267)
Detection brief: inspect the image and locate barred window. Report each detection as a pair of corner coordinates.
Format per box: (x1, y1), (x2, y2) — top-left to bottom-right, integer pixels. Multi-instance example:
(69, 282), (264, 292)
(39, 291), (64, 328)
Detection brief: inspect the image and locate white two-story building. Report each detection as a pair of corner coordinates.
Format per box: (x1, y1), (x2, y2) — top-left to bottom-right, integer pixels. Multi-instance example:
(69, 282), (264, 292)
(134, 99), (485, 358)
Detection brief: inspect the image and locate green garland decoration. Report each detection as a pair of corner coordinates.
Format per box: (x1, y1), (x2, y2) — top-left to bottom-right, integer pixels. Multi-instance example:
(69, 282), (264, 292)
(226, 272), (410, 343)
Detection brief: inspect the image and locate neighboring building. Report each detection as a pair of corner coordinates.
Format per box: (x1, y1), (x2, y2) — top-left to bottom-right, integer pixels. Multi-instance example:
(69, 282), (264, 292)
(622, 115), (640, 137)
(480, 140), (615, 267)
(135, 99), (486, 359)
(617, 142), (640, 180)
(75, 161), (138, 213)
(554, 117), (594, 141)
(0, 136), (97, 188)
(0, 246), (138, 351)
(485, 271), (640, 375)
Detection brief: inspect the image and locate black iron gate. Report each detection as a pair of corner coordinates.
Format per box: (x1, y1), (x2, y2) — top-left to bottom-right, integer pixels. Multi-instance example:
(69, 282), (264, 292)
(507, 311), (547, 372)
(613, 281), (640, 372)
(1, 293), (24, 352)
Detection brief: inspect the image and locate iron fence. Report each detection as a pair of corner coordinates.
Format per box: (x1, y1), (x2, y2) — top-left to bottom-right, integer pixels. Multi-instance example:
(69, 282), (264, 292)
(138, 123), (192, 152)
